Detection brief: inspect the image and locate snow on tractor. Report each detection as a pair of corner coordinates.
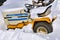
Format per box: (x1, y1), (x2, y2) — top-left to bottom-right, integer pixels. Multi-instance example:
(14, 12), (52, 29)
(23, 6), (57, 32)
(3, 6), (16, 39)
(2, 0), (57, 34)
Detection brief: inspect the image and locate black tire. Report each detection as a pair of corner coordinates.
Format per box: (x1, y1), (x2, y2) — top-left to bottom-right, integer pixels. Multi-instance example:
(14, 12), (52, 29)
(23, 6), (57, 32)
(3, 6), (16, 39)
(33, 22), (53, 34)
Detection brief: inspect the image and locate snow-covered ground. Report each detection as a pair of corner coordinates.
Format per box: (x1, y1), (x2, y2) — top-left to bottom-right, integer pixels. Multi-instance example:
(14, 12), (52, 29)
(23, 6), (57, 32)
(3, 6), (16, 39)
(0, 0), (60, 40)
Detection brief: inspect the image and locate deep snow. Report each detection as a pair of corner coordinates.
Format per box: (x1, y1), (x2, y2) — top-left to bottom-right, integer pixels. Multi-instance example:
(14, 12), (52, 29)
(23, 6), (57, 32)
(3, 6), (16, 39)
(0, 0), (60, 40)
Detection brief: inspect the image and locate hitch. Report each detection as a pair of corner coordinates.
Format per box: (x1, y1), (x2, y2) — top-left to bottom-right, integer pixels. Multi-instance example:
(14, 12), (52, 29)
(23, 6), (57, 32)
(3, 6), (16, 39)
(52, 16), (57, 22)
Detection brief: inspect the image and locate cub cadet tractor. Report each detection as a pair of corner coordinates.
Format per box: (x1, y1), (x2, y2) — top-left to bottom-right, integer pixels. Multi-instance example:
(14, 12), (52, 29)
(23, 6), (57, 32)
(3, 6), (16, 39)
(2, 0), (57, 34)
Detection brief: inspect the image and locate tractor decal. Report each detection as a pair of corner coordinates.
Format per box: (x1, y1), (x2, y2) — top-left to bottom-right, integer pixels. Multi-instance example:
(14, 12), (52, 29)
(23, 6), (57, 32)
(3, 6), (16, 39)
(8, 18), (28, 21)
(5, 13), (29, 21)
(7, 13), (28, 16)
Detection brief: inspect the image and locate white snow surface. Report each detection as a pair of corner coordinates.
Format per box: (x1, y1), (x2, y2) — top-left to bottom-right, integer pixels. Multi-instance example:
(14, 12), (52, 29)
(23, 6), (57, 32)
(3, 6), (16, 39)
(0, 0), (60, 40)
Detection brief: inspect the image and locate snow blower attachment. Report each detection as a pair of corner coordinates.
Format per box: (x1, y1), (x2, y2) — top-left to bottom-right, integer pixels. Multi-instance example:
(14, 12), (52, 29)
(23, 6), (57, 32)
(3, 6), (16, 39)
(2, 0), (57, 34)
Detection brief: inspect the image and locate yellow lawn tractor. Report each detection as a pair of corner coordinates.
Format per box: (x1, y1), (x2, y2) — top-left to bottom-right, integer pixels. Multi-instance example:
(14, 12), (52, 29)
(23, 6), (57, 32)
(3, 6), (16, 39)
(2, 0), (57, 34)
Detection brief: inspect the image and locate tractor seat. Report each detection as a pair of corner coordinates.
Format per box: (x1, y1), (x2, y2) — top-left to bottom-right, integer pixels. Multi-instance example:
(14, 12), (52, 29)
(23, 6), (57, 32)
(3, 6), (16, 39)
(37, 5), (52, 17)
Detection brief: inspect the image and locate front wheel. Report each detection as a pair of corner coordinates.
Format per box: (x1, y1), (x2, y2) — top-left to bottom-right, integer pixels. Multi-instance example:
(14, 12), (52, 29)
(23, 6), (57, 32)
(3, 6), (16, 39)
(33, 22), (53, 34)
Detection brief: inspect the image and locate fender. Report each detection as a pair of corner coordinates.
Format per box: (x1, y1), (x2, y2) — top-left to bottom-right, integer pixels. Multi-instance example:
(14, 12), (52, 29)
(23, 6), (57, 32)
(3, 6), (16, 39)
(32, 17), (52, 29)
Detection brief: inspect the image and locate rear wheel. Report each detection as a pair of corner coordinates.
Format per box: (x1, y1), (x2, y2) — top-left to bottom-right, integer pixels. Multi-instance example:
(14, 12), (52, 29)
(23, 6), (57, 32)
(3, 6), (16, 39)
(33, 22), (53, 34)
